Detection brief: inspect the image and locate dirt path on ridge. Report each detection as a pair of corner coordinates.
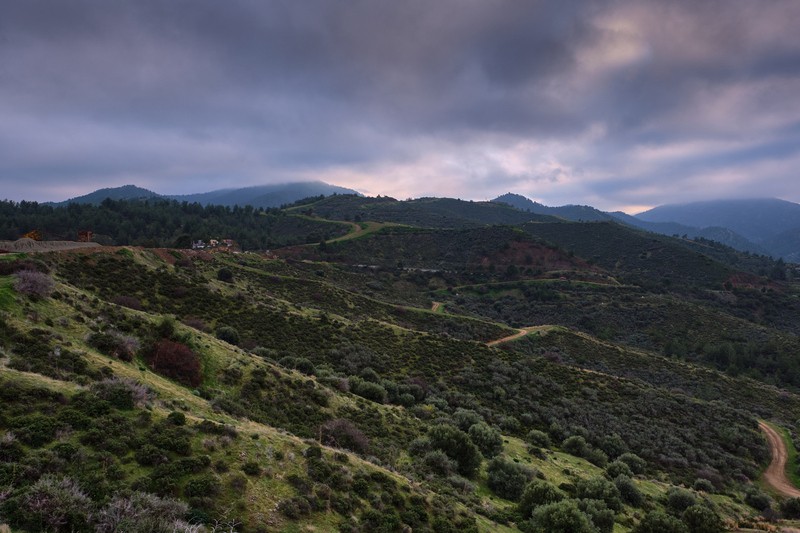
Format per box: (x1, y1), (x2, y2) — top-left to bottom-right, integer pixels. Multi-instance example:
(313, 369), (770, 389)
(759, 421), (800, 498)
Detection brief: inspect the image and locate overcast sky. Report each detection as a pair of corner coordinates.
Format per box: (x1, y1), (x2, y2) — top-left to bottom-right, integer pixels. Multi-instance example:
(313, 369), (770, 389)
(1, 1), (799, 212)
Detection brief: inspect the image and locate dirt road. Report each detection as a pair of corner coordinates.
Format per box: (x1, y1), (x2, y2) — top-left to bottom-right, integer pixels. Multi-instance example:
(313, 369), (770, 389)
(758, 421), (800, 498)
(486, 326), (554, 347)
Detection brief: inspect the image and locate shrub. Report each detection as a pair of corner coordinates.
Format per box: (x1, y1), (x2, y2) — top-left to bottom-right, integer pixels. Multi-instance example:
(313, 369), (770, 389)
(19, 475), (91, 532)
(614, 475), (643, 507)
(632, 511), (688, 533)
(217, 268), (234, 283)
(575, 477), (622, 512)
(144, 340), (201, 387)
(428, 425), (483, 478)
(487, 457), (534, 501)
(453, 408), (483, 431)
(348, 377), (388, 403)
(665, 487), (696, 514)
(215, 326), (240, 346)
(11, 413), (58, 446)
(166, 411), (186, 426)
(94, 491), (189, 533)
(424, 449), (457, 476)
(562, 435), (589, 457)
(605, 460), (633, 480)
(617, 452), (646, 475)
(184, 474), (220, 497)
(744, 486), (772, 511)
(518, 480), (564, 519)
(242, 461), (261, 476)
(320, 418), (369, 454)
(577, 498), (615, 533)
(87, 331), (140, 361)
(468, 422), (503, 458)
(91, 378), (151, 409)
(529, 500), (596, 533)
(135, 444), (169, 466)
(111, 295), (143, 311)
(781, 497), (800, 518)
(13, 270), (54, 299)
(681, 505), (724, 533)
(693, 478), (715, 493)
(526, 429), (551, 448)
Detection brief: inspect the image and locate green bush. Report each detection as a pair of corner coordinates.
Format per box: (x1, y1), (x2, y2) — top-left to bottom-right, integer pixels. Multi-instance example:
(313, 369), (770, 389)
(665, 487), (696, 514)
(632, 511), (688, 533)
(427, 425), (482, 478)
(216, 326), (240, 346)
(424, 449), (457, 476)
(605, 460), (633, 480)
(518, 480), (564, 519)
(681, 505), (724, 533)
(613, 475), (643, 507)
(487, 457), (534, 501)
(575, 477), (622, 512)
(526, 429), (551, 448)
(468, 422), (503, 458)
(617, 453), (646, 475)
(577, 498), (615, 533)
(528, 500), (596, 533)
(184, 473), (221, 497)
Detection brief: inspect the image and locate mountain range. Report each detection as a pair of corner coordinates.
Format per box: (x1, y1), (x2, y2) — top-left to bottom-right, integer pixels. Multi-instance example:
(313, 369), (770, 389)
(492, 193), (799, 260)
(50, 181), (360, 210)
(41, 184), (800, 261)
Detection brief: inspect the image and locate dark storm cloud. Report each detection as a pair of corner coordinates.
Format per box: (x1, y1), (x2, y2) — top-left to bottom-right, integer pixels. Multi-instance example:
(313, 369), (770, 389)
(1, 0), (799, 209)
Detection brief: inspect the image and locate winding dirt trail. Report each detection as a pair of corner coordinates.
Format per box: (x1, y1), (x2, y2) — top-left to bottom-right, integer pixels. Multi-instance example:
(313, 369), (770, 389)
(759, 421), (800, 498)
(486, 325), (554, 347)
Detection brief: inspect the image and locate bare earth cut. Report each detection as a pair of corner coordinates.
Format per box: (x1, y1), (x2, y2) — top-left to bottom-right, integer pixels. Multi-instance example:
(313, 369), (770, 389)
(0, 238), (100, 253)
(758, 421), (800, 498)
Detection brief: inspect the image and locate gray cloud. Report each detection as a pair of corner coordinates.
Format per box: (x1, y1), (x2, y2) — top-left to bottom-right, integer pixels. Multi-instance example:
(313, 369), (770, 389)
(0, 0), (799, 210)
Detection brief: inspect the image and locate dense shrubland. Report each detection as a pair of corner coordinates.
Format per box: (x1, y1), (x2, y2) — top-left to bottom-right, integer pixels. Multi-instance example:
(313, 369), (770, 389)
(2, 200), (799, 531)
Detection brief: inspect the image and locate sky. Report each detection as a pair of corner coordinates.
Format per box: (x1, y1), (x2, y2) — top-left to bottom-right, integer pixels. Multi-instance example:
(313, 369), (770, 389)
(1, 1), (799, 213)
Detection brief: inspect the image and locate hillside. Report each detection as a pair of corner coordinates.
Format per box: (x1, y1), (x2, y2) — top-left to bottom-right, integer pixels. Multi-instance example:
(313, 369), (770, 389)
(2, 197), (800, 532)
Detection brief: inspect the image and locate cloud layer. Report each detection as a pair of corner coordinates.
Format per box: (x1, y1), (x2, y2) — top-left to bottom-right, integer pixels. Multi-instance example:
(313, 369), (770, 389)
(1, 0), (799, 211)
